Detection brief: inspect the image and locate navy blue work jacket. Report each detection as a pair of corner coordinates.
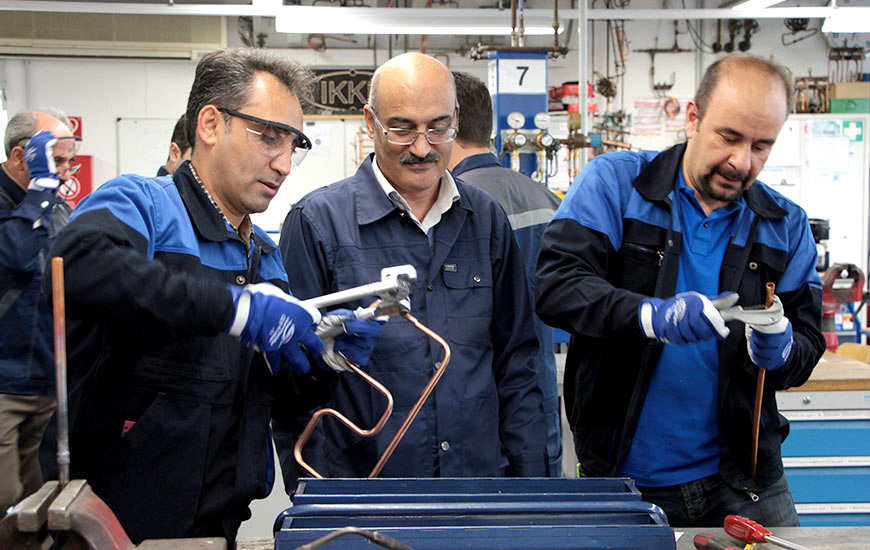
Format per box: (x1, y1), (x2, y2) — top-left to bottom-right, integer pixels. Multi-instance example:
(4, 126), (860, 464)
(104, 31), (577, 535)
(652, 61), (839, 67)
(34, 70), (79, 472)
(275, 154), (547, 485)
(0, 166), (70, 395)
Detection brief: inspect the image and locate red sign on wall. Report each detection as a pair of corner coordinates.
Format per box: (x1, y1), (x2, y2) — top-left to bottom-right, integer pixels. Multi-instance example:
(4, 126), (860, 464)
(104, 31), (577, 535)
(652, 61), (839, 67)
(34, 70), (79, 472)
(68, 116), (83, 139)
(58, 155), (92, 208)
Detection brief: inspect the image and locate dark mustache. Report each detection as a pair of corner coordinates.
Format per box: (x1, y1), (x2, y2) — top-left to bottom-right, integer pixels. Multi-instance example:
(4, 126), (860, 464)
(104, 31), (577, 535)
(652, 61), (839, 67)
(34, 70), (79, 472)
(714, 165), (749, 184)
(401, 152), (440, 164)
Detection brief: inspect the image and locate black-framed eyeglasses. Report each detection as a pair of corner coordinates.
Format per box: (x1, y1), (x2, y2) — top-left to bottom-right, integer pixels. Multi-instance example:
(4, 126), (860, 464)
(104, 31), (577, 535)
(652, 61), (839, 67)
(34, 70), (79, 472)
(218, 107), (312, 166)
(369, 108), (458, 146)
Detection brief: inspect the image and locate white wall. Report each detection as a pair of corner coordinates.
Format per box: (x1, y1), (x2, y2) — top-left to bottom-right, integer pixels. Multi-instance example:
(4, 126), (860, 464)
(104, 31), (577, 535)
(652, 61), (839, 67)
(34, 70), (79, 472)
(1, 57), (196, 187)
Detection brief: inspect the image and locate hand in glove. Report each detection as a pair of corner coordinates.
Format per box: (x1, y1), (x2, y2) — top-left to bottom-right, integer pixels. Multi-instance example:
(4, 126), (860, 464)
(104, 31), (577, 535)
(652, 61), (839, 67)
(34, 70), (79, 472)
(639, 291), (738, 345)
(25, 130), (60, 191)
(745, 297), (793, 370)
(315, 308), (383, 372)
(226, 283), (325, 375)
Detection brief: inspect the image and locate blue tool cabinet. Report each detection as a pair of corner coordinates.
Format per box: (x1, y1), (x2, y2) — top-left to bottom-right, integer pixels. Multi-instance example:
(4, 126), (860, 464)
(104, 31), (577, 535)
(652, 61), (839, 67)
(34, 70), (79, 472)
(274, 478), (676, 549)
(777, 389), (870, 526)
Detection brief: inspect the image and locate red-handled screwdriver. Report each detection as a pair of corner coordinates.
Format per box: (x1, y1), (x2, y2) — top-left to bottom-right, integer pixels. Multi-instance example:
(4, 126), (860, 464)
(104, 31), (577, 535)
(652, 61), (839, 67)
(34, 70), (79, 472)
(724, 515), (814, 550)
(693, 532), (742, 550)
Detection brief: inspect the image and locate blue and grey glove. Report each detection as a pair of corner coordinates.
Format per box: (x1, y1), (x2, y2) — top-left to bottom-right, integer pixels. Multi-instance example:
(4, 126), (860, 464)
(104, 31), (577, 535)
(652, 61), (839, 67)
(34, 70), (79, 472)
(745, 298), (793, 370)
(639, 291), (738, 345)
(226, 283), (325, 375)
(24, 130), (60, 191)
(316, 308), (383, 372)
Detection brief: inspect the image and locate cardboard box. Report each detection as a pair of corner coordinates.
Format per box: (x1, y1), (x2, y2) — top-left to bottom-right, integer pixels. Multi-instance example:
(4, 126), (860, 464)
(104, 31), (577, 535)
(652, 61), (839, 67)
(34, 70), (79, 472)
(831, 81), (870, 99)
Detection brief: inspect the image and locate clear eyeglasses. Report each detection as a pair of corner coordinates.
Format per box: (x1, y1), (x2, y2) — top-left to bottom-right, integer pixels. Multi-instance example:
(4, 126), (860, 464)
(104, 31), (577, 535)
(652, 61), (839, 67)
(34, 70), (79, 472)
(218, 108), (312, 167)
(370, 109), (458, 146)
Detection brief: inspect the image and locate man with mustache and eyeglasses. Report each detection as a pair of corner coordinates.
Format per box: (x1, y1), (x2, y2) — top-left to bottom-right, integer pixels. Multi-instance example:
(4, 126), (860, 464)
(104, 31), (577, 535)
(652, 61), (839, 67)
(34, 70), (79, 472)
(275, 52), (548, 486)
(536, 54), (825, 526)
(36, 48), (380, 545)
(0, 109), (77, 520)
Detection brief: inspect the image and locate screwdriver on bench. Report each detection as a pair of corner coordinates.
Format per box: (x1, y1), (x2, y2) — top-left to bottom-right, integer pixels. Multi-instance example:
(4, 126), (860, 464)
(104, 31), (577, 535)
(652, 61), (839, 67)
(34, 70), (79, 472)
(693, 532), (742, 550)
(724, 515), (814, 550)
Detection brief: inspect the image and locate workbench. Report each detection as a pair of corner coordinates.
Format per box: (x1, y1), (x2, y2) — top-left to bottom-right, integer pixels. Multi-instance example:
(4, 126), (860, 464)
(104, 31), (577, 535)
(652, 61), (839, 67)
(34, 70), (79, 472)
(777, 350), (870, 525)
(237, 526), (870, 549)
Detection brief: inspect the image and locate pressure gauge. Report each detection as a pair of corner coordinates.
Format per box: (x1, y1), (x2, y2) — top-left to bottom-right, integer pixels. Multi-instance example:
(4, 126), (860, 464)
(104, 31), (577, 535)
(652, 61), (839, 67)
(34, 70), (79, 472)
(539, 133), (555, 148)
(506, 111), (526, 130)
(533, 112), (551, 130)
(510, 133), (528, 148)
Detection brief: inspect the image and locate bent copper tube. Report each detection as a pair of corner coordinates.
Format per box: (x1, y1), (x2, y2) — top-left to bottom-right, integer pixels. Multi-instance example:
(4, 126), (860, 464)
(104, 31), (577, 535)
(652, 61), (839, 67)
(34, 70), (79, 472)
(293, 311), (451, 479)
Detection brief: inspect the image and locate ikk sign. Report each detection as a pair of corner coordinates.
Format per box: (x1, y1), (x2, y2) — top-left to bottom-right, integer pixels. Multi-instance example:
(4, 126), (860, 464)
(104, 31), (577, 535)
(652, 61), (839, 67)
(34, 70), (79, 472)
(310, 69), (373, 115)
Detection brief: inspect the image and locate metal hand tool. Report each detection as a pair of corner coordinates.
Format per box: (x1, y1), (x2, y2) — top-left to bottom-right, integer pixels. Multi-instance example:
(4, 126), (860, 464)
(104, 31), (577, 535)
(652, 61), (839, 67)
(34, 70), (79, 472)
(713, 291), (783, 327)
(693, 532), (742, 550)
(724, 515), (815, 550)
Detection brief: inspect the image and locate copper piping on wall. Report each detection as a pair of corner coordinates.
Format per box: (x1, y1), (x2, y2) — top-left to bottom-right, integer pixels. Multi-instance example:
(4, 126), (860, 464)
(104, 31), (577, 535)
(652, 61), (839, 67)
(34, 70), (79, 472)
(510, 0), (518, 47)
(552, 0), (560, 51)
(294, 312), (451, 479)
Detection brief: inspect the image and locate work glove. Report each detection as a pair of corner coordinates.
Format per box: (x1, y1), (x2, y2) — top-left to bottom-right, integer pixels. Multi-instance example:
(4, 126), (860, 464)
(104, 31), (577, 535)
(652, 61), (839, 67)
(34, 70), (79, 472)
(24, 130), (60, 191)
(316, 308), (383, 372)
(226, 283), (325, 375)
(639, 291), (738, 345)
(745, 297), (793, 370)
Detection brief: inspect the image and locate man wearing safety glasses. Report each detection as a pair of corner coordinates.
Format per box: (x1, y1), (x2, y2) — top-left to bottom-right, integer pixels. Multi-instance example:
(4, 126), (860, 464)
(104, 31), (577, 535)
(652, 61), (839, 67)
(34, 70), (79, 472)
(38, 49), (380, 544)
(0, 109), (77, 520)
(276, 52), (547, 485)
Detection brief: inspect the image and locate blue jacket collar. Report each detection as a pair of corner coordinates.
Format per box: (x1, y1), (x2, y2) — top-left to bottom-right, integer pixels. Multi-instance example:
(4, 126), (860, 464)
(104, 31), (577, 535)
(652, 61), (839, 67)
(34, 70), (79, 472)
(635, 143), (786, 219)
(355, 153), (473, 226)
(451, 152), (500, 177)
(173, 161), (276, 253)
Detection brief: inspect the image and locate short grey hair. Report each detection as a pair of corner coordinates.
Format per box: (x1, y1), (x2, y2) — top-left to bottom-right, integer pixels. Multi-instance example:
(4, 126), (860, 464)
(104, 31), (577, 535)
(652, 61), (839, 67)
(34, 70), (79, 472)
(184, 48), (314, 151)
(4, 108), (72, 156)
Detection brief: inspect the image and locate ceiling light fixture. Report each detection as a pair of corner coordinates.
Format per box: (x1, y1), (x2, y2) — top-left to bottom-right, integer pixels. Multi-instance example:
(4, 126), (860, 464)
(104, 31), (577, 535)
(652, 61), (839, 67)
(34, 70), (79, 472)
(822, 7), (870, 33)
(274, 7), (563, 36)
(728, 0), (786, 11)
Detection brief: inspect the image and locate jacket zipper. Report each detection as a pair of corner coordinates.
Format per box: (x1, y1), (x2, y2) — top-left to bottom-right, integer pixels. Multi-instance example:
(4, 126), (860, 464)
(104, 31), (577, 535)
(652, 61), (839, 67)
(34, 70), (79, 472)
(622, 242), (664, 266)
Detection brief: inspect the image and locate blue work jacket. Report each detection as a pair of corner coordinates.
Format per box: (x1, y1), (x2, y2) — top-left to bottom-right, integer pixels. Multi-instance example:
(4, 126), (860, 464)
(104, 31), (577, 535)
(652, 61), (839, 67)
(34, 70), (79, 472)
(275, 154), (547, 485)
(0, 166), (70, 395)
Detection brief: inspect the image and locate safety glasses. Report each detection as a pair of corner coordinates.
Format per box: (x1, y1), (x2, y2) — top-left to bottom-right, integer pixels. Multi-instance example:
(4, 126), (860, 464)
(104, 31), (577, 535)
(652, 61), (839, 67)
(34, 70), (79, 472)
(218, 108), (312, 167)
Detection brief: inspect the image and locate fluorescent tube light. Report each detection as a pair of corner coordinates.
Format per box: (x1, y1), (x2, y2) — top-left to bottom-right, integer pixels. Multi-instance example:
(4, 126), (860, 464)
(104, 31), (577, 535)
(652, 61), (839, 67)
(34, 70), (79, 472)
(275, 7), (563, 36)
(729, 0), (786, 11)
(822, 8), (870, 33)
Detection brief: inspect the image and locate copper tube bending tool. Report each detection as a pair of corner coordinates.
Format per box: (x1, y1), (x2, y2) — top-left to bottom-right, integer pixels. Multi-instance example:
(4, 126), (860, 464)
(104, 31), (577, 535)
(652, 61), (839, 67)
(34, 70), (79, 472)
(293, 265), (452, 479)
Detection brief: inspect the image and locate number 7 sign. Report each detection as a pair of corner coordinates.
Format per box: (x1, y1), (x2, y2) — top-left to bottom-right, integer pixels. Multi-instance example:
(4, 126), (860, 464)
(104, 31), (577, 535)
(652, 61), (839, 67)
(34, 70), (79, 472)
(496, 59), (546, 95)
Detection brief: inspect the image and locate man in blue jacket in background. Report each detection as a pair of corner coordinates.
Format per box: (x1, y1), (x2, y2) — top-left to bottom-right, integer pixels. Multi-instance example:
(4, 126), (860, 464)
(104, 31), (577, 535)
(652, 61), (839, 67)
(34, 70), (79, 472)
(448, 71), (563, 477)
(536, 54), (825, 526)
(0, 109), (77, 518)
(276, 52), (547, 485)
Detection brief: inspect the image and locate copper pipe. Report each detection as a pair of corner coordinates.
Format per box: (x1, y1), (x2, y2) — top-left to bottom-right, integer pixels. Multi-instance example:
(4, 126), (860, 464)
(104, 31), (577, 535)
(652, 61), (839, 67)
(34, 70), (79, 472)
(749, 282), (775, 478)
(369, 312), (450, 477)
(552, 0), (560, 51)
(294, 312), (451, 479)
(51, 257), (70, 489)
(293, 360), (394, 479)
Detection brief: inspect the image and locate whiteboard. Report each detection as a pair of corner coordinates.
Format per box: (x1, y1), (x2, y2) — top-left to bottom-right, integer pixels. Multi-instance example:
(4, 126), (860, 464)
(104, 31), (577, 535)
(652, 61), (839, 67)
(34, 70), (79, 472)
(116, 117), (177, 178)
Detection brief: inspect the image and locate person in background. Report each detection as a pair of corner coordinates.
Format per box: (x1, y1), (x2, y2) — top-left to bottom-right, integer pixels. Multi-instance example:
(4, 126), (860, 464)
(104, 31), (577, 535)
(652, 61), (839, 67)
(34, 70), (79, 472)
(448, 71), (563, 477)
(275, 52), (548, 486)
(157, 114), (192, 176)
(536, 54), (825, 526)
(0, 109), (77, 518)
(38, 48), (380, 544)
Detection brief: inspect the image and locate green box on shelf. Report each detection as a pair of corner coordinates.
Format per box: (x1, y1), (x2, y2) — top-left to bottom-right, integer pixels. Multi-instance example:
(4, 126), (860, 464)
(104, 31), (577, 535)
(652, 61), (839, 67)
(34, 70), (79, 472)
(830, 98), (870, 114)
